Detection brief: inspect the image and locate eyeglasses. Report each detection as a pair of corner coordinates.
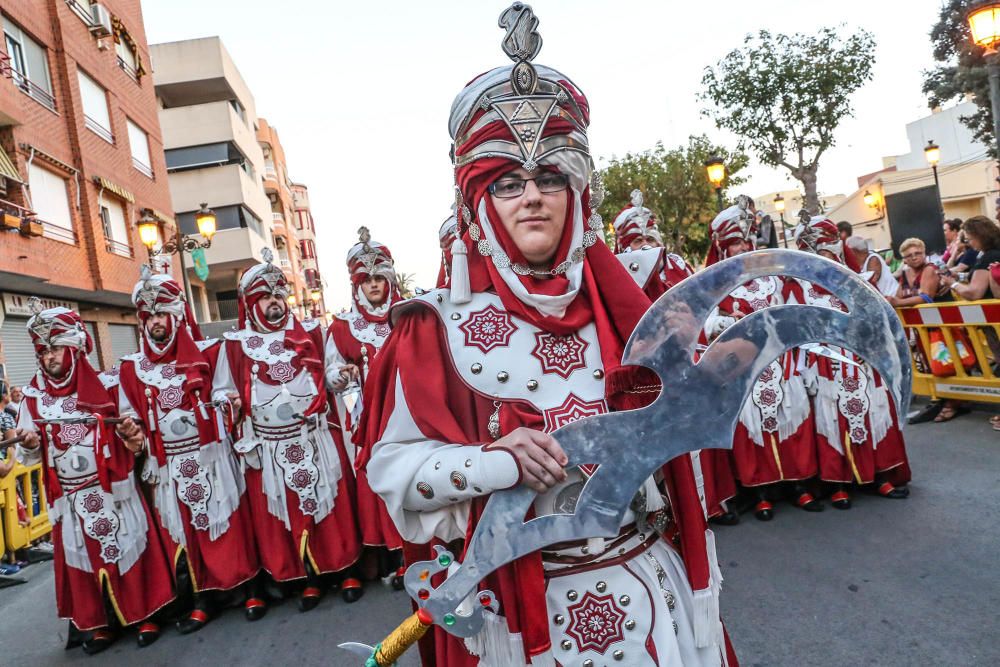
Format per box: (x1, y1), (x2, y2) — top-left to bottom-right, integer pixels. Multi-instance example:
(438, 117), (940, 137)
(488, 172), (570, 199)
(901, 251), (925, 260)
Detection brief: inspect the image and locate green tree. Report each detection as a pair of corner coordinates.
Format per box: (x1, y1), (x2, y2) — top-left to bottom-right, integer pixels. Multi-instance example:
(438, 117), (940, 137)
(700, 27), (876, 214)
(923, 0), (996, 155)
(598, 136), (748, 262)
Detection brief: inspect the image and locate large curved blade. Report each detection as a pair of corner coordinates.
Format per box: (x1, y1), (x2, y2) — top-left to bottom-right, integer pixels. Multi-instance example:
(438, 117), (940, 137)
(417, 249), (910, 635)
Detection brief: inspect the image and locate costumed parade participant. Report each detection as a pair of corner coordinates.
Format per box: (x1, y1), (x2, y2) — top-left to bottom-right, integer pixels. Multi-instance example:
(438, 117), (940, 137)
(704, 200), (821, 521)
(438, 211), (460, 288)
(612, 189), (695, 300)
(13, 301), (174, 654)
(212, 249), (363, 609)
(326, 230), (405, 584)
(360, 5), (735, 665)
(791, 217), (911, 506)
(114, 269), (259, 632)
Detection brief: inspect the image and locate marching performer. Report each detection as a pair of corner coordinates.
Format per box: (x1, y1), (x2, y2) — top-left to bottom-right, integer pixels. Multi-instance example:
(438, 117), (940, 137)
(14, 302), (174, 653)
(613, 189), (695, 299)
(360, 6), (735, 665)
(326, 230), (405, 583)
(792, 217), (911, 506)
(212, 250), (363, 609)
(115, 269), (259, 632)
(704, 202), (821, 520)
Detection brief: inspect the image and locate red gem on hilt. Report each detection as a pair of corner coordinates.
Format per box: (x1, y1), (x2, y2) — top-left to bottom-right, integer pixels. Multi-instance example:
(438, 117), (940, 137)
(418, 588), (430, 600)
(479, 594), (492, 607)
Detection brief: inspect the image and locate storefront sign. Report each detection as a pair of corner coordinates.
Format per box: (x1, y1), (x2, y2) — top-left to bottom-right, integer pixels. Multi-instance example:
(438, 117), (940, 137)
(2, 293), (79, 317)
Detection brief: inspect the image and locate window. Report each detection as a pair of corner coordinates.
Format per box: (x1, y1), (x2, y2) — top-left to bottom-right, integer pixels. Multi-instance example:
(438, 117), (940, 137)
(178, 204), (262, 236)
(126, 119), (152, 177)
(99, 198), (131, 257)
(77, 69), (113, 143)
(115, 38), (138, 81)
(28, 163), (74, 243)
(3, 20), (55, 110)
(164, 141), (251, 174)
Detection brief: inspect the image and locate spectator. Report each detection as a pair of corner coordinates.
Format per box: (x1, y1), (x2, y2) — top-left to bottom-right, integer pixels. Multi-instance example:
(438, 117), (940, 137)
(1, 383), (16, 479)
(890, 237), (939, 307)
(846, 235), (898, 296)
(837, 220), (853, 242)
(940, 216), (1000, 300)
(5, 385), (20, 418)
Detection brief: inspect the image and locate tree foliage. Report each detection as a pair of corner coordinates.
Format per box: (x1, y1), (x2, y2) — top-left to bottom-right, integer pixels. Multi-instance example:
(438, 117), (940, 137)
(923, 0), (995, 155)
(598, 136), (748, 262)
(700, 27), (876, 213)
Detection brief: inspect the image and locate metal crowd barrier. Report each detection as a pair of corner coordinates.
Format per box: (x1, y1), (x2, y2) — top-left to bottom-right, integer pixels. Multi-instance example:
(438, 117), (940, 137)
(896, 299), (1000, 404)
(0, 461), (50, 557)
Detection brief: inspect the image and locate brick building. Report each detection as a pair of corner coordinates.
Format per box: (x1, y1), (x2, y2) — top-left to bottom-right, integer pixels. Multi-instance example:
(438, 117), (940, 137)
(0, 0), (177, 387)
(290, 182), (327, 318)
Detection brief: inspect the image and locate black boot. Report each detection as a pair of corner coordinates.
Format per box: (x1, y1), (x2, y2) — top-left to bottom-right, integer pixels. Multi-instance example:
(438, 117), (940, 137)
(793, 486), (824, 512)
(136, 621), (161, 648)
(65, 620), (87, 650)
(81, 628), (117, 655)
(176, 607), (210, 634)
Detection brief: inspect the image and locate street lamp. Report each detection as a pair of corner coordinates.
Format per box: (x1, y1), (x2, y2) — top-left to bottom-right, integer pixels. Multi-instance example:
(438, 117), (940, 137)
(924, 139), (945, 220)
(863, 190), (883, 217)
(705, 155), (726, 212)
(773, 193), (787, 247)
(138, 203), (217, 308)
(967, 2), (1000, 168)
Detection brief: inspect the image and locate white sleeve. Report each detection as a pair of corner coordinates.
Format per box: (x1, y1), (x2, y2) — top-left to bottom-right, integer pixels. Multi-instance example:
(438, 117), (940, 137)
(367, 370), (520, 544)
(212, 346), (237, 403)
(324, 328), (349, 391)
(118, 380), (139, 419)
(15, 402), (41, 466)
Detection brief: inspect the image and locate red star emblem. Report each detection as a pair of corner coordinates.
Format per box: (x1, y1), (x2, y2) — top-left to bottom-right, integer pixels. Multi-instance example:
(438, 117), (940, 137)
(565, 591), (626, 655)
(531, 331), (588, 379)
(542, 394), (607, 432)
(459, 305), (518, 353)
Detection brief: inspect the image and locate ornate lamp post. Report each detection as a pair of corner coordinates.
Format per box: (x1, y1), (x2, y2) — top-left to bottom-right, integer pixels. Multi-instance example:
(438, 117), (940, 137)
(968, 3), (1000, 166)
(924, 139), (944, 220)
(773, 193), (787, 247)
(705, 156), (726, 212)
(137, 203), (216, 307)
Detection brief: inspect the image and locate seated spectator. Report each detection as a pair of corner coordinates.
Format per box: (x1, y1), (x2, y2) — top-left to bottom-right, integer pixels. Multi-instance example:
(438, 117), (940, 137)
(4, 385), (20, 418)
(1, 383), (17, 479)
(940, 216), (1000, 300)
(890, 237), (939, 307)
(846, 235), (898, 296)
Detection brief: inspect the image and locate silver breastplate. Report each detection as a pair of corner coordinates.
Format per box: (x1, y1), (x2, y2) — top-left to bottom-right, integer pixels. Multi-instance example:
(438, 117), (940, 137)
(52, 437), (98, 490)
(251, 369), (318, 440)
(159, 407), (200, 455)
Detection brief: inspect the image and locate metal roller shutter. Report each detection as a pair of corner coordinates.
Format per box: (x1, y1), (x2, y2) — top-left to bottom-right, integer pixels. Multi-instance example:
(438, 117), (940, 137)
(108, 323), (138, 367)
(0, 316), (36, 386)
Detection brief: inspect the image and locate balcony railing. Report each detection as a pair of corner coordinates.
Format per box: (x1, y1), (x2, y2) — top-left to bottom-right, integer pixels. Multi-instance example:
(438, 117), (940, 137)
(279, 258), (292, 269)
(116, 55), (139, 82)
(264, 167), (277, 179)
(84, 115), (113, 143)
(41, 221), (77, 244)
(104, 237), (133, 257)
(11, 72), (56, 112)
(132, 157), (153, 178)
(65, 0), (94, 25)
(209, 299), (239, 321)
(272, 212), (284, 223)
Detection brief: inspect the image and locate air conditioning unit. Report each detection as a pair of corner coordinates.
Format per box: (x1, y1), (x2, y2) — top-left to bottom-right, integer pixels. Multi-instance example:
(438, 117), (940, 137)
(89, 3), (113, 38)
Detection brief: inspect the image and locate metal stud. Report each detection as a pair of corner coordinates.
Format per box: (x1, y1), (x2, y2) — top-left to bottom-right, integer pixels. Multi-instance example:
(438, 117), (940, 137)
(526, 379), (538, 391)
(465, 459), (472, 468)
(566, 590), (578, 601)
(416, 482), (434, 499)
(583, 660), (594, 667)
(553, 614), (564, 625)
(619, 595), (630, 606)
(450, 471), (468, 490)
(673, 620), (678, 634)
(560, 640), (572, 651)
(613, 650), (624, 661)
(593, 369), (605, 380)
(629, 262), (640, 272)
(580, 546), (589, 555)
(497, 371), (509, 383)
(595, 581), (607, 593)
(625, 619), (636, 631)
(434, 461), (441, 470)
(471, 363), (483, 374)
(436, 294), (444, 303)
(450, 312), (461, 320)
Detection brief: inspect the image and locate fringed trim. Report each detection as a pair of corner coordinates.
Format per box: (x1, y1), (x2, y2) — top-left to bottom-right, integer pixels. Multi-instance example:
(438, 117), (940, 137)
(868, 379), (893, 447)
(691, 587), (721, 649)
(464, 611), (533, 667)
(449, 238), (471, 304)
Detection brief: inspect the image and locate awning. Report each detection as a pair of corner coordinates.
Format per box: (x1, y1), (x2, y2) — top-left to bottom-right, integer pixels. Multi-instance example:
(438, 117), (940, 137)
(147, 207), (176, 226)
(0, 144), (22, 182)
(94, 176), (134, 203)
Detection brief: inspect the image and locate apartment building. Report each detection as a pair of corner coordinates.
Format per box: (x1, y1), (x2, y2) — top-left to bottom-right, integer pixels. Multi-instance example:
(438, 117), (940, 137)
(0, 0), (177, 387)
(290, 182), (326, 318)
(151, 36), (272, 323)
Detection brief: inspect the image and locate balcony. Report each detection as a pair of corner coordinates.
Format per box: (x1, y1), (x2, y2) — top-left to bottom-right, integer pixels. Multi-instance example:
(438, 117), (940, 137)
(104, 237), (133, 258)
(195, 225), (271, 274)
(132, 157), (153, 178)
(167, 162), (270, 223)
(11, 72), (55, 112)
(159, 100), (259, 166)
(117, 55), (139, 82)
(84, 114), (114, 143)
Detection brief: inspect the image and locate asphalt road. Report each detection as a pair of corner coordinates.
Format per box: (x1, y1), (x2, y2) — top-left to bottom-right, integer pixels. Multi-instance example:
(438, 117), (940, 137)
(2, 403), (998, 666)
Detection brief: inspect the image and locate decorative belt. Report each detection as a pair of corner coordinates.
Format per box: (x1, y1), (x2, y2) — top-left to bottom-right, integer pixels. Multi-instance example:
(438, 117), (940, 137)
(252, 420), (311, 440)
(541, 524), (665, 578)
(162, 437), (199, 456)
(59, 475), (99, 496)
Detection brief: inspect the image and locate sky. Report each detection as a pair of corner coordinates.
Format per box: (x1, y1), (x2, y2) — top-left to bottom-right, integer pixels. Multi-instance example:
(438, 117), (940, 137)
(142, 0), (949, 307)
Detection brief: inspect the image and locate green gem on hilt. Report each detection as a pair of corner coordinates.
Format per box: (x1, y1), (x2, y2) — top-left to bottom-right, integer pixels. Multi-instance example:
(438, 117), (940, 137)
(443, 613), (456, 626)
(438, 553), (452, 567)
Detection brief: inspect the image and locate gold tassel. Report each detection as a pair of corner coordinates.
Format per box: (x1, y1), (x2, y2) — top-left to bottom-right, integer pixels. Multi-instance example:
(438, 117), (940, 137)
(843, 431), (863, 485)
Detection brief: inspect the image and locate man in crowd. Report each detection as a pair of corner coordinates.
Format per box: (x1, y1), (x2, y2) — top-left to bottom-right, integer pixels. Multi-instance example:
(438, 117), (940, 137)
(212, 250), (363, 610)
(5, 384), (21, 418)
(326, 229), (404, 586)
(14, 302), (174, 654)
(114, 269), (260, 632)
